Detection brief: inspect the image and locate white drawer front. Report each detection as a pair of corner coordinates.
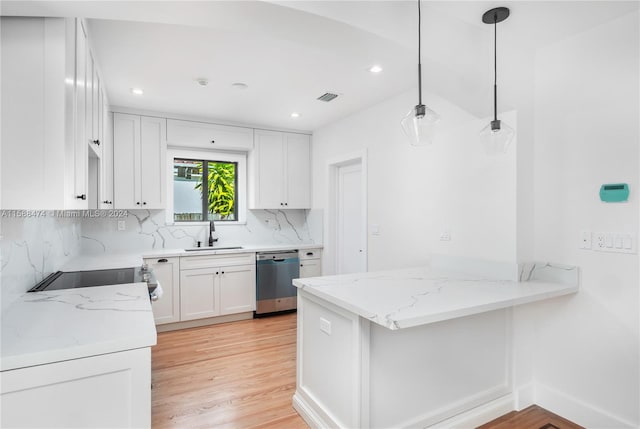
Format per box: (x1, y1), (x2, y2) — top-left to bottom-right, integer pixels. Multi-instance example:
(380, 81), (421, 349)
(167, 119), (253, 151)
(181, 252), (255, 270)
(299, 248), (322, 260)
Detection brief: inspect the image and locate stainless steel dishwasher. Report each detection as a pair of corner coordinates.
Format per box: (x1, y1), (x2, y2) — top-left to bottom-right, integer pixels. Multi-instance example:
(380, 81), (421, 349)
(255, 250), (299, 316)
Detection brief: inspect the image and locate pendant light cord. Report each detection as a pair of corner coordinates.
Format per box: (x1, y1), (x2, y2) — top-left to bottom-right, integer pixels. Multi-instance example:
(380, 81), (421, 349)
(493, 15), (498, 121)
(417, 0), (422, 106)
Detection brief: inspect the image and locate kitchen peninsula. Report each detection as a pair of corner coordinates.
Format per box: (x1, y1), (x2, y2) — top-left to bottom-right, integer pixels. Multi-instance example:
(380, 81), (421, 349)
(292, 258), (579, 428)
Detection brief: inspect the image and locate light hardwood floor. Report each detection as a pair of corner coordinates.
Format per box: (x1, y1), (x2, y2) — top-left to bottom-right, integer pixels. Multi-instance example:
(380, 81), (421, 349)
(152, 313), (308, 428)
(152, 313), (582, 429)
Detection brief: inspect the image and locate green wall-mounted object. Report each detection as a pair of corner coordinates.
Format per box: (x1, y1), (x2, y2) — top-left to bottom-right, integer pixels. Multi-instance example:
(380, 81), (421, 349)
(599, 183), (629, 202)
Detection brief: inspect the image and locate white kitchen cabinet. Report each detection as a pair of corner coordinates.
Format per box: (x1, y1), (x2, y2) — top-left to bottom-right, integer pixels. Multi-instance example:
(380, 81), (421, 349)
(299, 248), (322, 278)
(180, 253), (256, 321)
(180, 268), (220, 321)
(0, 17), (109, 210)
(113, 113), (167, 209)
(249, 130), (311, 209)
(144, 256), (180, 325)
(166, 119), (253, 151)
(99, 111), (114, 208)
(1, 347), (151, 428)
(219, 264), (256, 315)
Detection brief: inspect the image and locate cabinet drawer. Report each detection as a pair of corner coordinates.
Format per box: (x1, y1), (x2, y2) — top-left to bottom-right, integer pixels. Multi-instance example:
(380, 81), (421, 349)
(180, 252), (255, 270)
(167, 119), (253, 151)
(299, 248), (322, 260)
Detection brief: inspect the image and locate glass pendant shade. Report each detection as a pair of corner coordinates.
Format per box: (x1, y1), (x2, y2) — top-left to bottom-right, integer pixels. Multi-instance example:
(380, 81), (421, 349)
(401, 104), (440, 146)
(479, 119), (514, 155)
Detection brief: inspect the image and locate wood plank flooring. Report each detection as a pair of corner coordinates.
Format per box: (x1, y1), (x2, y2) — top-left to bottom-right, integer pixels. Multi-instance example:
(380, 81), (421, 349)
(152, 313), (583, 429)
(151, 313), (308, 429)
(478, 405), (584, 429)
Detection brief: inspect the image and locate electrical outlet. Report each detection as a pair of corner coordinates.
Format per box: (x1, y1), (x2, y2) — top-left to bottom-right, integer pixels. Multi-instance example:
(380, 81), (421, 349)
(592, 232), (636, 254)
(117, 220), (126, 231)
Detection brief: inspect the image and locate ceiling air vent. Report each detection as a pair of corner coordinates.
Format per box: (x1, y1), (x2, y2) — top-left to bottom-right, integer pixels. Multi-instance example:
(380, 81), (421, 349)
(317, 92), (339, 102)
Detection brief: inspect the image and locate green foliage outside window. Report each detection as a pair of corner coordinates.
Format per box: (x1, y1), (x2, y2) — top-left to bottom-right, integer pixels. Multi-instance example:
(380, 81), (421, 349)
(195, 162), (236, 220)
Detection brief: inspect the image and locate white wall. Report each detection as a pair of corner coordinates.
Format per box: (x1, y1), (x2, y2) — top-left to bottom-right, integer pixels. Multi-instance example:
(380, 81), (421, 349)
(312, 89), (517, 273)
(527, 10), (640, 427)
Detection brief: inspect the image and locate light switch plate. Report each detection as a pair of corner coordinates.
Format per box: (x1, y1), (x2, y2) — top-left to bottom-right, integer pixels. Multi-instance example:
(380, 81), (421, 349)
(592, 232), (636, 254)
(579, 230), (592, 249)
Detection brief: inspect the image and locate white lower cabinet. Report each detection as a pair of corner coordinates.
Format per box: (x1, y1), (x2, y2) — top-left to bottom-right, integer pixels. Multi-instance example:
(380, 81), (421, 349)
(180, 253), (256, 322)
(144, 256), (180, 325)
(1, 347), (151, 428)
(299, 248), (322, 278)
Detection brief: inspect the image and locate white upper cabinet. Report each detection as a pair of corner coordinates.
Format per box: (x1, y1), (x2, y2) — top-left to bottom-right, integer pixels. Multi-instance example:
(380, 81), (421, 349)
(0, 17), (96, 210)
(166, 119), (253, 151)
(113, 113), (166, 209)
(1, 17), (110, 210)
(249, 130), (311, 209)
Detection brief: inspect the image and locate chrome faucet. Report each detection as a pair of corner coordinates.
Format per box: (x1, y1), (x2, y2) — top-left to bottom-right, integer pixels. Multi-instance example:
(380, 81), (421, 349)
(208, 220), (218, 247)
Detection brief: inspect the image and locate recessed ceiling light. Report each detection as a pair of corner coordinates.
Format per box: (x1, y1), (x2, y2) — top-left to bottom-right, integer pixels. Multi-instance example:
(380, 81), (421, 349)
(369, 65), (383, 73)
(130, 88), (144, 95)
(231, 82), (248, 90)
(290, 112), (301, 118)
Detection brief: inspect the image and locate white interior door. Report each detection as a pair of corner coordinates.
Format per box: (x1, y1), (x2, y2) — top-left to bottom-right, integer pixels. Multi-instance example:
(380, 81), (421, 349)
(337, 162), (366, 274)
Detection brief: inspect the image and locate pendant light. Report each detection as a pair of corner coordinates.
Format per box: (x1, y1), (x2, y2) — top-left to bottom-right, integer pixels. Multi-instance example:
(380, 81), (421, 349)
(479, 7), (514, 155)
(401, 0), (440, 146)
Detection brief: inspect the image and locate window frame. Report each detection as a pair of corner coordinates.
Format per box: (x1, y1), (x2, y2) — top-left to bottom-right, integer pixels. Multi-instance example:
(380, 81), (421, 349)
(166, 148), (247, 225)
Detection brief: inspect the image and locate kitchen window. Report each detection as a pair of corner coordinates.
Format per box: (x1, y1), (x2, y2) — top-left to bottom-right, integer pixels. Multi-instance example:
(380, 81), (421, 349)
(168, 149), (247, 224)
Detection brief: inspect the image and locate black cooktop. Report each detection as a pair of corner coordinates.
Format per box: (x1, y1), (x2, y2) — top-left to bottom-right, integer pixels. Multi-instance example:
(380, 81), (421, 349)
(29, 268), (141, 292)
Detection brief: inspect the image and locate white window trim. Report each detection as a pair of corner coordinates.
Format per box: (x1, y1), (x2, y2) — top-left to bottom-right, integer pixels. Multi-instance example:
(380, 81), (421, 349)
(166, 148), (247, 225)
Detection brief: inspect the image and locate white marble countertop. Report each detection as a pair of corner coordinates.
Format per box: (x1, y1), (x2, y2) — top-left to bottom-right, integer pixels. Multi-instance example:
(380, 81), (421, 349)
(293, 263), (579, 330)
(1, 283), (157, 372)
(141, 243), (322, 259)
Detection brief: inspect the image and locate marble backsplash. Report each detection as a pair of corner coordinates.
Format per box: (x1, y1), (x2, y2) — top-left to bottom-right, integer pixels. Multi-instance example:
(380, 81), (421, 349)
(0, 208), (322, 311)
(80, 209), (322, 254)
(1, 214), (82, 311)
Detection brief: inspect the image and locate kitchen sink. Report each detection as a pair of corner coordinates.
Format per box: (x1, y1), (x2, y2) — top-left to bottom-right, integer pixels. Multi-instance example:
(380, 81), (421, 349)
(185, 246), (243, 252)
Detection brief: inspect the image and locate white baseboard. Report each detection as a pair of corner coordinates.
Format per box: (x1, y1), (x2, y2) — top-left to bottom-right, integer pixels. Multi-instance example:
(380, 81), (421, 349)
(292, 391), (338, 429)
(425, 394), (515, 429)
(535, 382), (637, 429)
(514, 383), (535, 410)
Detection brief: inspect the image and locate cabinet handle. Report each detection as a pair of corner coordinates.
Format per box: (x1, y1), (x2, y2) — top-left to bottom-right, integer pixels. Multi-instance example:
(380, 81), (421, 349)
(221, 271), (225, 274)
(136, 202), (141, 205)
(211, 140), (215, 144)
(102, 200), (113, 204)
(306, 252), (313, 256)
(284, 202), (288, 206)
(143, 202), (147, 205)
(216, 271), (219, 275)
(300, 264), (304, 267)
(280, 202), (284, 206)
(76, 194), (86, 200)
(157, 258), (168, 263)
(93, 139), (100, 146)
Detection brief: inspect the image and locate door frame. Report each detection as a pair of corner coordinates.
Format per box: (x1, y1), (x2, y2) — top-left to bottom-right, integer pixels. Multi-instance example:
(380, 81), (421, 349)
(325, 150), (368, 275)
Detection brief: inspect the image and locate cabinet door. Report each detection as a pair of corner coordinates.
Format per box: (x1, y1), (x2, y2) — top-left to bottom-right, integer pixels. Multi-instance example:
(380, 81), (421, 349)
(71, 19), (88, 208)
(300, 259), (322, 278)
(180, 268), (220, 321)
(113, 113), (141, 209)
(219, 264), (256, 315)
(99, 109), (114, 208)
(145, 257), (180, 325)
(253, 130), (284, 208)
(167, 119), (253, 151)
(285, 133), (311, 208)
(140, 116), (166, 209)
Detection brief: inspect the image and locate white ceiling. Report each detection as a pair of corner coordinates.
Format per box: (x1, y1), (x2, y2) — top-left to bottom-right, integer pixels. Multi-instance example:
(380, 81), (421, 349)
(2, 1), (638, 132)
